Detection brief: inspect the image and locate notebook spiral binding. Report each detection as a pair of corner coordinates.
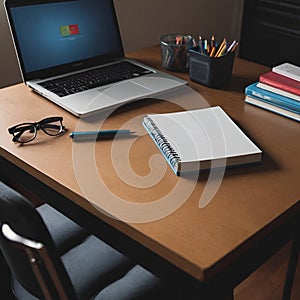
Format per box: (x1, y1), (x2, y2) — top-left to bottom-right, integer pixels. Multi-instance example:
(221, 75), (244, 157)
(143, 117), (181, 169)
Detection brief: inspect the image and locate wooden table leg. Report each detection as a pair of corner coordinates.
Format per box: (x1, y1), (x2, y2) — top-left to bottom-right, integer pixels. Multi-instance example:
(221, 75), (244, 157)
(282, 229), (300, 300)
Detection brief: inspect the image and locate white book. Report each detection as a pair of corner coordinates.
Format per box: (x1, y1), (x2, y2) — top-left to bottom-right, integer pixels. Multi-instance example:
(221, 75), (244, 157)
(142, 106), (262, 176)
(272, 63), (300, 83)
(245, 95), (300, 122)
(257, 82), (300, 102)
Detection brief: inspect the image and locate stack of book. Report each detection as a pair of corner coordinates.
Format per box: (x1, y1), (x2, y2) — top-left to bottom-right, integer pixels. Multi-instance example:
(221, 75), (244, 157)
(244, 63), (300, 122)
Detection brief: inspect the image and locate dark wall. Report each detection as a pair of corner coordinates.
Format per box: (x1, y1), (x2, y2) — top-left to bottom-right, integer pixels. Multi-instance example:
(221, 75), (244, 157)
(239, 0), (300, 67)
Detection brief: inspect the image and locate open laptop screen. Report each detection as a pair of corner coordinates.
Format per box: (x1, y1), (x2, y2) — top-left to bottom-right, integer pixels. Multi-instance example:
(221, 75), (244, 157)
(5, 0), (124, 79)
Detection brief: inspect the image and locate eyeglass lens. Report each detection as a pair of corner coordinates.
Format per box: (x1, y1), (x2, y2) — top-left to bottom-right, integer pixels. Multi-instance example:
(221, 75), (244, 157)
(12, 124), (36, 143)
(40, 118), (64, 136)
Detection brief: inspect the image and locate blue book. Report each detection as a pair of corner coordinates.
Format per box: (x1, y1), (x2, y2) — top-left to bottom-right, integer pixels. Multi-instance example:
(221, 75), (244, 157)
(245, 82), (300, 113)
(245, 94), (300, 115)
(245, 95), (300, 122)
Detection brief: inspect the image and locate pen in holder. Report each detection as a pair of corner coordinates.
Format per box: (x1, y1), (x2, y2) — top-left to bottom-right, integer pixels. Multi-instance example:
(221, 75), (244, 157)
(188, 48), (235, 88)
(160, 34), (193, 72)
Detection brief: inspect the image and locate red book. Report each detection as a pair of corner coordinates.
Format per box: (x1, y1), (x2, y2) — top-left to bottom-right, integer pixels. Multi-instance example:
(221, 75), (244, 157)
(259, 71), (300, 96)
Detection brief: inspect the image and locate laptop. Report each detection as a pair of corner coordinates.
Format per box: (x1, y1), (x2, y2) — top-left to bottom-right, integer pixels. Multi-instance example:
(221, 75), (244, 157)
(5, 0), (186, 117)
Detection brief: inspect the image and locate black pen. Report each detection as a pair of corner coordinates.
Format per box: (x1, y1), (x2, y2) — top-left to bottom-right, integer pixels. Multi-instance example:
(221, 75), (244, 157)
(69, 129), (134, 140)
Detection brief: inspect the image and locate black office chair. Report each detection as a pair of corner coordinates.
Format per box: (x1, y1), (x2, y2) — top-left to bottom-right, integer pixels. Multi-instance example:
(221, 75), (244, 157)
(0, 181), (178, 299)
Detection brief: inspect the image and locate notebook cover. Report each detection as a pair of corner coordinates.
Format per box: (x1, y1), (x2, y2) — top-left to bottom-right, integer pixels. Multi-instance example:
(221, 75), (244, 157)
(143, 106), (262, 175)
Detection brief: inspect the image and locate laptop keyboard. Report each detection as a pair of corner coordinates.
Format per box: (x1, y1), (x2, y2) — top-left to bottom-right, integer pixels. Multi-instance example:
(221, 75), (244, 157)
(38, 61), (154, 97)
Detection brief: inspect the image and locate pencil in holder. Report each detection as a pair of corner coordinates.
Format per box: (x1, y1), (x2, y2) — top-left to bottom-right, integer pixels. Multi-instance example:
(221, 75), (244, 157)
(160, 34), (193, 72)
(188, 48), (234, 87)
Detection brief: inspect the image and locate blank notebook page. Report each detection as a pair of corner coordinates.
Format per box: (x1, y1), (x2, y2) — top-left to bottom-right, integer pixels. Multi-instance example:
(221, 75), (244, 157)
(147, 106), (261, 163)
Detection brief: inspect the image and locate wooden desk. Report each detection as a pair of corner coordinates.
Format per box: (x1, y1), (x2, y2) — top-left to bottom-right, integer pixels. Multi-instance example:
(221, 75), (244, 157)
(1, 45), (300, 299)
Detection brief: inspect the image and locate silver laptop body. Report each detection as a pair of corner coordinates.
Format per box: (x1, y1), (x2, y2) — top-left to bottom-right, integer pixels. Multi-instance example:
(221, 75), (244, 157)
(5, 0), (186, 117)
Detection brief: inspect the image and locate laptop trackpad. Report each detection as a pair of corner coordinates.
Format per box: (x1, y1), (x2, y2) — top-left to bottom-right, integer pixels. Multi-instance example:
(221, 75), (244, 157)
(99, 81), (152, 101)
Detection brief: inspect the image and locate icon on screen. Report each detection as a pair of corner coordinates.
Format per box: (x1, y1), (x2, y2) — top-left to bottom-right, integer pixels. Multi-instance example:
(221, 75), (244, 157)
(60, 24), (79, 37)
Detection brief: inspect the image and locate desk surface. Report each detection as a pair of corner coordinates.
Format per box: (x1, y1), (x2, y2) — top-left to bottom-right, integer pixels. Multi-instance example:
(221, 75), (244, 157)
(1, 45), (300, 286)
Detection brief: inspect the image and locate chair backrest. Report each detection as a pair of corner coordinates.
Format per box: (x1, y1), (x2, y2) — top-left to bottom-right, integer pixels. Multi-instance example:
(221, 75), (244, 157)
(0, 247), (13, 296)
(0, 181), (77, 299)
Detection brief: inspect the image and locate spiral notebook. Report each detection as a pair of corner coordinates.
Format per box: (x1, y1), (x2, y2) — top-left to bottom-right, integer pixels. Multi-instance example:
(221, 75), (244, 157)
(142, 106), (262, 175)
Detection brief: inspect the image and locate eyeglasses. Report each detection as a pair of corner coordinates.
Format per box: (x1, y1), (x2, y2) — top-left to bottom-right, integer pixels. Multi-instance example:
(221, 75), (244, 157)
(8, 116), (66, 143)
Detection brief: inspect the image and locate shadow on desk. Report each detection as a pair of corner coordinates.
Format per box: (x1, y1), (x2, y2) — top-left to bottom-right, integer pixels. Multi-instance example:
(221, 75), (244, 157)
(222, 74), (256, 93)
(178, 147), (279, 191)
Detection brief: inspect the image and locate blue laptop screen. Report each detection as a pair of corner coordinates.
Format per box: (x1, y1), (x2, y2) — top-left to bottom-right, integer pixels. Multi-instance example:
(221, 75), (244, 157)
(8, 0), (123, 75)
